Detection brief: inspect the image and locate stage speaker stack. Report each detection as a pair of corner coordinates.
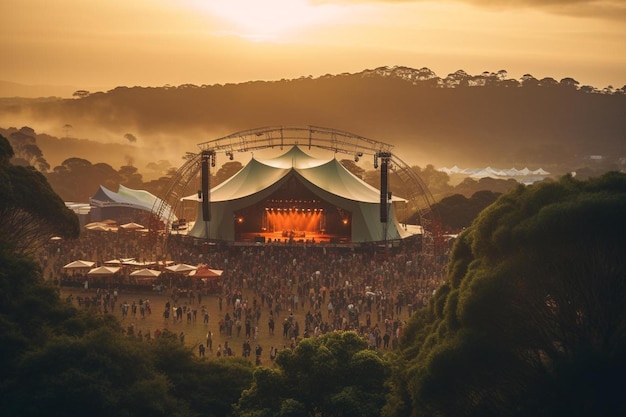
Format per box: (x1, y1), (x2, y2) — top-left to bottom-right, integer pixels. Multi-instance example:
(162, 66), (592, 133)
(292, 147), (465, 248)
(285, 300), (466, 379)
(380, 157), (388, 223)
(201, 151), (211, 221)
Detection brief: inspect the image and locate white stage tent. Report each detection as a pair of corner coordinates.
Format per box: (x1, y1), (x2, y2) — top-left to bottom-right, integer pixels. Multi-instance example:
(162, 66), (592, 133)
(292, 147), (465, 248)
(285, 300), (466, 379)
(183, 146), (411, 243)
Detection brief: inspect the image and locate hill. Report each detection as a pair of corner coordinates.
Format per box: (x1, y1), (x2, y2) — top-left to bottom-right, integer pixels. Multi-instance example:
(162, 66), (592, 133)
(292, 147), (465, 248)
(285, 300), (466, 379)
(1, 66), (624, 175)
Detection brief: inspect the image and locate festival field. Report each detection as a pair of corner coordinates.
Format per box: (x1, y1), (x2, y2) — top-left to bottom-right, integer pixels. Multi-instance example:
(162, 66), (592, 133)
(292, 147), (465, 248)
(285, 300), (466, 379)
(59, 285), (404, 366)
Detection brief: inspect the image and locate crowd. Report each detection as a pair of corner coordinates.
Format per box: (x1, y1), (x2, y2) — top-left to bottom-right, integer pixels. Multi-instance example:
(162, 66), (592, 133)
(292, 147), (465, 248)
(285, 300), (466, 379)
(42, 228), (449, 363)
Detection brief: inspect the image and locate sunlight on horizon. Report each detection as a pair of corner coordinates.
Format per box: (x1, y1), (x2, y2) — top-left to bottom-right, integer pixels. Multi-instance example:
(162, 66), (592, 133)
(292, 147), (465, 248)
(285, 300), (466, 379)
(1, 0), (624, 90)
(185, 0), (346, 42)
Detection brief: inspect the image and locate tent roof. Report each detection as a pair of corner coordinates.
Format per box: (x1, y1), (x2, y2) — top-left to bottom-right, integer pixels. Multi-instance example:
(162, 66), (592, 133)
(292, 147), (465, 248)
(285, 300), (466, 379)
(165, 263), (198, 273)
(88, 266), (120, 275)
(183, 146), (405, 204)
(120, 222), (144, 229)
(64, 260), (95, 269)
(261, 146), (327, 169)
(190, 266), (223, 278)
(130, 268), (162, 278)
(91, 185), (176, 222)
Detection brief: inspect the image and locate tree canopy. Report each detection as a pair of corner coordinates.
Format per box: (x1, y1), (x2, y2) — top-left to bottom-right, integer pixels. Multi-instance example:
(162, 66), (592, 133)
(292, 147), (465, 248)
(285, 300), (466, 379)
(0, 135), (79, 253)
(235, 331), (391, 417)
(386, 172), (626, 417)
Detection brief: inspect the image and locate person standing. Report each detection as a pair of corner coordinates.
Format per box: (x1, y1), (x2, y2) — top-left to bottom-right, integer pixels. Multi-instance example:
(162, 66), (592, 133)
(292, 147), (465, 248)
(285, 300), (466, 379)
(206, 331), (213, 352)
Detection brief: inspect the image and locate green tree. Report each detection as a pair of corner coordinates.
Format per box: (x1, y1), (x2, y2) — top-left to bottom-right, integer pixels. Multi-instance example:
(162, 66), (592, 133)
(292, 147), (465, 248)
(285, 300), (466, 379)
(214, 161), (243, 185)
(8, 328), (181, 417)
(386, 172), (626, 417)
(7, 128), (50, 172)
(118, 164), (144, 189)
(236, 332), (390, 417)
(47, 157), (97, 202)
(431, 191), (500, 232)
(148, 330), (254, 417)
(47, 158), (124, 202)
(412, 164), (453, 197)
(340, 159), (365, 180)
(0, 136), (79, 253)
(72, 90), (90, 98)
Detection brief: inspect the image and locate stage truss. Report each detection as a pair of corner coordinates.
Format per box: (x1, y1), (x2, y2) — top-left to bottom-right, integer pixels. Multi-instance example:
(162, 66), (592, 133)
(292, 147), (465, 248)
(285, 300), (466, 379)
(151, 125), (439, 257)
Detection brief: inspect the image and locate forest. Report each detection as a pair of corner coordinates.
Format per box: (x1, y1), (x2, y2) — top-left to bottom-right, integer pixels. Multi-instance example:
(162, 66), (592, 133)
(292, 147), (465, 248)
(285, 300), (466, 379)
(1, 66), (624, 177)
(2, 131), (626, 416)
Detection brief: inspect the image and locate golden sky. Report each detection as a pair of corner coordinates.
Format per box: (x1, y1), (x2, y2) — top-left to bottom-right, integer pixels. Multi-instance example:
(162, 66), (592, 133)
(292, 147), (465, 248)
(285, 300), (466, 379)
(1, 0), (625, 91)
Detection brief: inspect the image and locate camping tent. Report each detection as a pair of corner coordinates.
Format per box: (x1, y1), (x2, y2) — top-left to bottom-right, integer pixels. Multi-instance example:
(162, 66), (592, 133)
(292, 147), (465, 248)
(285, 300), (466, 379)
(183, 146), (410, 242)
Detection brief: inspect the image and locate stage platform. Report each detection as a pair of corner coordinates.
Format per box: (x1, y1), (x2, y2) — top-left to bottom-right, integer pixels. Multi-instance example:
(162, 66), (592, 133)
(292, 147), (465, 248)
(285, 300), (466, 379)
(238, 231), (349, 244)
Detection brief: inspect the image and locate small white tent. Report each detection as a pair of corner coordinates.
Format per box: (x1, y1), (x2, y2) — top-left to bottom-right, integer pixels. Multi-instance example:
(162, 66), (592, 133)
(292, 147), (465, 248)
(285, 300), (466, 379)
(183, 146), (410, 243)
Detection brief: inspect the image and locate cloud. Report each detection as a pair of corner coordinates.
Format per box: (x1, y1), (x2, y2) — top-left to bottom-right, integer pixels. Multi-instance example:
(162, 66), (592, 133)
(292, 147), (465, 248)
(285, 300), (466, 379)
(311, 0), (626, 21)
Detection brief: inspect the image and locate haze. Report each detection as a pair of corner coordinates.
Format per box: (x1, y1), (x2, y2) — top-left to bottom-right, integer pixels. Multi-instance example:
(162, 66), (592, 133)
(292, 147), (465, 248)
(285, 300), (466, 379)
(2, 0), (625, 94)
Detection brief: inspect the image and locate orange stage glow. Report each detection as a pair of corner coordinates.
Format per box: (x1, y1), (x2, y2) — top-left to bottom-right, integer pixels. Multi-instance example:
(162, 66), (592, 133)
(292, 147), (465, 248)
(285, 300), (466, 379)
(266, 211), (322, 234)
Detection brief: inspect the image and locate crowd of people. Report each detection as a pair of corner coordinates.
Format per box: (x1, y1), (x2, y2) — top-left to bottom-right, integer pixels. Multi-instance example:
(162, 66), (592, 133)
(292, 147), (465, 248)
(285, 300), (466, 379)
(41, 227), (449, 364)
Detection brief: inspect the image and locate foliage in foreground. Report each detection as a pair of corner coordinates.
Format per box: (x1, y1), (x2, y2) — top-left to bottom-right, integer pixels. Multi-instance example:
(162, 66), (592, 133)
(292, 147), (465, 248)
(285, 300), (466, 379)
(0, 134), (79, 254)
(386, 172), (626, 417)
(0, 138), (254, 417)
(235, 331), (391, 417)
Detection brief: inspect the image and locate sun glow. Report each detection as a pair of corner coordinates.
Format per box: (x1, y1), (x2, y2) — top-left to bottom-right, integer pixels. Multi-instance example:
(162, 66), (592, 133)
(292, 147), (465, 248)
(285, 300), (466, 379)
(187, 0), (342, 42)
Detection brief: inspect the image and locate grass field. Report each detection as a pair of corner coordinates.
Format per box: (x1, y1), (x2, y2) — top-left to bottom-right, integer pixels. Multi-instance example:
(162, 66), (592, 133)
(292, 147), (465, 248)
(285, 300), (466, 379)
(60, 286), (399, 365)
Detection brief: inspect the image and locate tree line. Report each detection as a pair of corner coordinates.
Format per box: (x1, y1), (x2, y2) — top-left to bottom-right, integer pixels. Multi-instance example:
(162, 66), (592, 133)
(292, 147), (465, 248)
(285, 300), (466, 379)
(2, 65), (624, 172)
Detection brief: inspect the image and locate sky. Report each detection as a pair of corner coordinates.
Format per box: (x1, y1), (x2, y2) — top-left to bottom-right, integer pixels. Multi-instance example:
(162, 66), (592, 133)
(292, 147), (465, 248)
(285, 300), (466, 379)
(1, 0), (625, 92)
